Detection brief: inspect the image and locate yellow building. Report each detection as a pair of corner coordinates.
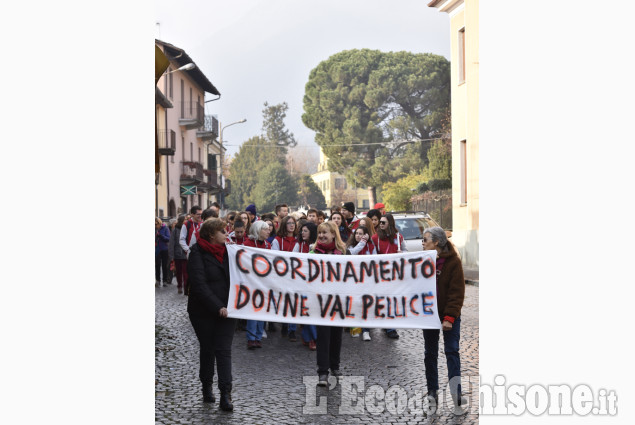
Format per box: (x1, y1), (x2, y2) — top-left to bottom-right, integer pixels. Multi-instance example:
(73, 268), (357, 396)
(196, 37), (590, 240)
(311, 149), (370, 211)
(428, 0), (479, 271)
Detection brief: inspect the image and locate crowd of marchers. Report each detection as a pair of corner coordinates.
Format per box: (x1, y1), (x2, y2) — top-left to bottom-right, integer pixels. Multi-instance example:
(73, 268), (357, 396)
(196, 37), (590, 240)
(155, 200), (468, 415)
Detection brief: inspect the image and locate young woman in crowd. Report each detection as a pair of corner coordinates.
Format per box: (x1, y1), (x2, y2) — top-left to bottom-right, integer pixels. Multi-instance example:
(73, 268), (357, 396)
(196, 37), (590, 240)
(168, 214), (188, 294)
(263, 216), (276, 244)
(345, 225), (377, 341)
(357, 217), (375, 236)
(328, 211), (349, 245)
(291, 221), (318, 350)
(365, 209), (382, 230)
(243, 221), (271, 349)
(370, 213), (406, 340)
(186, 218), (236, 411)
(311, 221), (347, 387)
(421, 226), (467, 416)
(239, 211), (251, 236)
(270, 215), (299, 340)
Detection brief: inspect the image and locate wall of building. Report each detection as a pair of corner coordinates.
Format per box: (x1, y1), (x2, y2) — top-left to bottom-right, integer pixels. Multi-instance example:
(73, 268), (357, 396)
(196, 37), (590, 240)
(448, 0), (479, 269)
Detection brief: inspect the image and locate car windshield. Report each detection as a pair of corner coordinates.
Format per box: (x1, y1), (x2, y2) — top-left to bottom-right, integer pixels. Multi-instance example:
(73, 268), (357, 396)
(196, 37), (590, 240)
(394, 218), (429, 240)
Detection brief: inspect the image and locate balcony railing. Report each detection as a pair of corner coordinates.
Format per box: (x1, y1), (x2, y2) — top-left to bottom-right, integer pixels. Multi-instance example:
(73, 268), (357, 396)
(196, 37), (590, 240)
(180, 161), (205, 182)
(157, 129), (176, 155)
(203, 168), (219, 187)
(179, 102), (205, 129)
(197, 115), (219, 140)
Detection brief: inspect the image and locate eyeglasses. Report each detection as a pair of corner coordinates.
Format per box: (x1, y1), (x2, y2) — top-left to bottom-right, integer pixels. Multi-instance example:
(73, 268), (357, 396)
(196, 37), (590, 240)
(379, 221), (388, 224)
(228, 216), (235, 221)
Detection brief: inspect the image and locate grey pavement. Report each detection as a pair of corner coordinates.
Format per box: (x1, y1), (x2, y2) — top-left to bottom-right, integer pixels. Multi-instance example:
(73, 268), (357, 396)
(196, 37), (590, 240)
(156, 282), (479, 424)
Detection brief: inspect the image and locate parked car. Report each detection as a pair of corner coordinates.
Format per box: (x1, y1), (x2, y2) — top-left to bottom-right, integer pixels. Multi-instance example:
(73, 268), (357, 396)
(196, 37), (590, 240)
(391, 212), (452, 252)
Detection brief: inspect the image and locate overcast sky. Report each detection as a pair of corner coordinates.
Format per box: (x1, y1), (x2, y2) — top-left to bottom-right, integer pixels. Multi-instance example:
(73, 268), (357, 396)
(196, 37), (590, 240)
(155, 0), (450, 158)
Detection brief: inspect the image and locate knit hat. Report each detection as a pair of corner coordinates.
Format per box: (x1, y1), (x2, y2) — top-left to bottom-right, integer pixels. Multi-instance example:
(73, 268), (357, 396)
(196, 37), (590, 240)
(374, 202), (385, 209)
(342, 202), (355, 214)
(246, 204), (257, 216)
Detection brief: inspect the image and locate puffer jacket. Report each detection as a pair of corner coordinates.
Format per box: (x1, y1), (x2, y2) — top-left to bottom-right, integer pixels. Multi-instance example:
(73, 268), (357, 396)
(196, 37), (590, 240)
(435, 242), (465, 321)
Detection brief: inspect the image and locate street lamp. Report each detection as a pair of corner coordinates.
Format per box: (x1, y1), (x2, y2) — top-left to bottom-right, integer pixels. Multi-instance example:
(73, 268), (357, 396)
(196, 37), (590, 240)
(164, 63), (196, 74)
(219, 119), (247, 209)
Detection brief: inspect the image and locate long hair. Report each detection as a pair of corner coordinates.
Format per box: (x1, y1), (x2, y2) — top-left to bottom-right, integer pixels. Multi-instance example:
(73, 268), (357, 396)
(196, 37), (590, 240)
(276, 215), (298, 238)
(176, 214), (186, 229)
(376, 213), (397, 240)
(240, 211), (252, 234)
(318, 222), (346, 253)
(297, 221), (318, 245)
(346, 225), (371, 248)
(358, 217), (375, 236)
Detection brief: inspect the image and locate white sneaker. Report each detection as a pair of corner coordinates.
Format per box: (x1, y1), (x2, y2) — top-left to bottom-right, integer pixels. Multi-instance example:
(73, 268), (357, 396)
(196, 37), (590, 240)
(362, 331), (371, 341)
(262, 330), (267, 339)
(424, 394), (438, 416)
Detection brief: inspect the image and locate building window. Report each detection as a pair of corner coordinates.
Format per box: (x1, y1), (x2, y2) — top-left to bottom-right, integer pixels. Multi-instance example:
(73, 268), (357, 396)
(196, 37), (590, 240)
(198, 147), (201, 163)
(165, 68), (169, 96)
(190, 87), (193, 116)
(181, 138), (185, 164)
(190, 143), (193, 161)
(460, 139), (467, 204)
(363, 200), (369, 209)
(458, 27), (466, 84)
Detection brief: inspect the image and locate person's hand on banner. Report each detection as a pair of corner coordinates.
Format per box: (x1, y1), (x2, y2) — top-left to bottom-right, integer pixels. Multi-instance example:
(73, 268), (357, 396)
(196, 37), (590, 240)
(219, 307), (228, 318)
(442, 320), (453, 331)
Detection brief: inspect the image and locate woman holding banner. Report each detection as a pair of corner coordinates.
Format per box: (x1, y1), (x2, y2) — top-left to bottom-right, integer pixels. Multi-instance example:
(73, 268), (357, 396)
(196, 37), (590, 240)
(311, 222), (347, 387)
(243, 220), (271, 349)
(370, 213), (406, 340)
(292, 221), (318, 350)
(421, 226), (467, 416)
(271, 215), (300, 341)
(187, 218), (236, 411)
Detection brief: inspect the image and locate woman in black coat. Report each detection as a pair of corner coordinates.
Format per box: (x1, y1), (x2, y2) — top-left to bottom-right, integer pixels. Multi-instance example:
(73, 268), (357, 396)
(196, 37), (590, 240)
(187, 218), (236, 411)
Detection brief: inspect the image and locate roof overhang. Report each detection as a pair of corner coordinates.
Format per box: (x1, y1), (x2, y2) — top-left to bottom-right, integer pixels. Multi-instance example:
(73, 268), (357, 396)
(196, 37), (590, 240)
(155, 39), (220, 96)
(155, 87), (173, 108)
(427, 0), (464, 13)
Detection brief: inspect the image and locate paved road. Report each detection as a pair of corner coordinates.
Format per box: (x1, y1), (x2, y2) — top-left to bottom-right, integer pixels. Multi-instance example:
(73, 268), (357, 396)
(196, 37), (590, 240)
(156, 283), (479, 424)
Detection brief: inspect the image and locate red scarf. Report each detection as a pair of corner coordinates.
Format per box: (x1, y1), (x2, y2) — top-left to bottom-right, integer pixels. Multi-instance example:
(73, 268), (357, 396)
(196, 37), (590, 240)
(314, 241), (341, 254)
(276, 235), (297, 252)
(197, 238), (226, 263)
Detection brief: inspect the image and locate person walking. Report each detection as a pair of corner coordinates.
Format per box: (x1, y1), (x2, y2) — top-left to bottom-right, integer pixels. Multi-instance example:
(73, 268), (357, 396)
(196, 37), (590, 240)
(243, 221), (271, 349)
(187, 218), (236, 411)
(155, 217), (171, 287)
(370, 213), (406, 339)
(290, 221), (318, 350)
(168, 215), (188, 294)
(179, 205), (203, 295)
(421, 226), (467, 416)
(311, 222), (347, 387)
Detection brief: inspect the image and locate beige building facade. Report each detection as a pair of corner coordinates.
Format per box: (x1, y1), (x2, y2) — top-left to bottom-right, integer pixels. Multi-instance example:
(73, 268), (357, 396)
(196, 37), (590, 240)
(428, 0), (479, 270)
(311, 149), (370, 211)
(155, 40), (222, 218)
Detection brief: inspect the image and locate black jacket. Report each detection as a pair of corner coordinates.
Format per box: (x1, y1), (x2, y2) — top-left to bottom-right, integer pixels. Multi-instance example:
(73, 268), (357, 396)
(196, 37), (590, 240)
(187, 243), (231, 318)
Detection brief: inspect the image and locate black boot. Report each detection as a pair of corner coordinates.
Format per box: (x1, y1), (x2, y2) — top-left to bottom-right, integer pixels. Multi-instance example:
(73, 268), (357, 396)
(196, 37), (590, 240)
(202, 382), (215, 403)
(219, 392), (233, 411)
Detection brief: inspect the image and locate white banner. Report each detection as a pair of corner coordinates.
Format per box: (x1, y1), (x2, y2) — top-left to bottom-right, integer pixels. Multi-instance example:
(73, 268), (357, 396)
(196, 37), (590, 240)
(226, 244), (441, 329)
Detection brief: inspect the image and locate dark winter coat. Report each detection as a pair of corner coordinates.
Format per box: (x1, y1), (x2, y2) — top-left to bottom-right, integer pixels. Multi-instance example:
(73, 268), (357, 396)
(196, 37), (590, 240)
(187, 243), (231, 318)
(168, 225), (187, 260)
(435, 242), (465, 321)
(155, 224), (170, 253)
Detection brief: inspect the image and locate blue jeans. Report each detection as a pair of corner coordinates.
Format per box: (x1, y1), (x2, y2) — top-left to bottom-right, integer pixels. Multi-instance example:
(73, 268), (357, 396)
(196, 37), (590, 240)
(288, 323), (297, 334)
(301, 324), (317, 342)
(246, 320), (264, 341)
(423, 316), (462, 397)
